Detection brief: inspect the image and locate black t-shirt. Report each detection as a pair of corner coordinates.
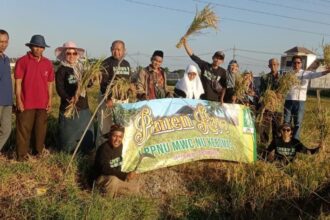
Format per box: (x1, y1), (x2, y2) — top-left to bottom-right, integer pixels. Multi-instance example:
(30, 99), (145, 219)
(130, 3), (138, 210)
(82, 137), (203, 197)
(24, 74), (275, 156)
(100, 56), (131, 94)
(55, 65), (89, 112)
(93, 142), (127, 181)
(190, 54), (226, 101)
(267, 138), (307, 161)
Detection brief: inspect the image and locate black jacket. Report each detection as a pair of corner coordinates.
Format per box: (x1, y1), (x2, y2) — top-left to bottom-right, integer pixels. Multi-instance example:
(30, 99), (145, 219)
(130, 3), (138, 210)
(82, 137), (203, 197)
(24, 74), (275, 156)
(93, 141), (128, 181)
(190, 54), (226, 101)
(55, 65), (89, 112)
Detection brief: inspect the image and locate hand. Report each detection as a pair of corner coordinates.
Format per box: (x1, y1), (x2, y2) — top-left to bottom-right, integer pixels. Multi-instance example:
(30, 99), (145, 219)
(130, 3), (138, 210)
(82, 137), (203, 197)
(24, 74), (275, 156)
(181, 37), (187, 45)
(106, 99), (113, 108)
(127, 172), (138, 181)
(267, 150), (275, 162)
(46, 100), (52, 113)
(16, 100), (24, 112)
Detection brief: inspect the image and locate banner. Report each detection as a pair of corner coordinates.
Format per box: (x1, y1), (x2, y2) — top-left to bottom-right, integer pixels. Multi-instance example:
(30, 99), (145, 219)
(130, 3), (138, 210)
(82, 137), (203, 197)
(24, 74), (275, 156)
(112, 98), (256, 173)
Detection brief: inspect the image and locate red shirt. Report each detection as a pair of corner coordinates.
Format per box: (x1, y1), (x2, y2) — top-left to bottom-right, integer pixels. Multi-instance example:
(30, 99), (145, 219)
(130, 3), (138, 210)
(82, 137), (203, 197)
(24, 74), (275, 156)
(14, 52), (54, 109)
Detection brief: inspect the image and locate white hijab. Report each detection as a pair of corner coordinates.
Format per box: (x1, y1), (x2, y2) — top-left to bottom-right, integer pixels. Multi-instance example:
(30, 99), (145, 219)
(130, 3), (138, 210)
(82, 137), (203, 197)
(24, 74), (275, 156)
(175, 64), (204, 99)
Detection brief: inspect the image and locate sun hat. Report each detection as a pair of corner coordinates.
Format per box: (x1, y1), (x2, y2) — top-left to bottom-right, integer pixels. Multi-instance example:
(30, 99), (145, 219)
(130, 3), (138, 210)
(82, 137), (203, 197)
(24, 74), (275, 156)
(55, 41), (85, 60)
(25, 34), (49, 48)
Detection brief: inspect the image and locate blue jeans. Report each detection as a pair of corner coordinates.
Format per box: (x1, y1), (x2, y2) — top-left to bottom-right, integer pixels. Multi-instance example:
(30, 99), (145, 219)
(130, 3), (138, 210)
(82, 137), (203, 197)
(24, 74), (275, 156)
(58, 109), (94, 153)
(284, 100), (305, 140)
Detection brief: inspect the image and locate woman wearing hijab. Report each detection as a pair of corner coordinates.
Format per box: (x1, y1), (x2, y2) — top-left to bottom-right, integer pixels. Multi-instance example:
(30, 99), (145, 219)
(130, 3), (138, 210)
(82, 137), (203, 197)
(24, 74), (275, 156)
(223, 59), (240, 103)
(174, 64), (204, 99)
(55, 41), (94, 154)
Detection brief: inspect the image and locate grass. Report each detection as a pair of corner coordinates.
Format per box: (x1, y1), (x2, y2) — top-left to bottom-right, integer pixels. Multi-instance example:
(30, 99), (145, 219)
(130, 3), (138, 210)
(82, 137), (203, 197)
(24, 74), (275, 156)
(1, 85), (330, 219)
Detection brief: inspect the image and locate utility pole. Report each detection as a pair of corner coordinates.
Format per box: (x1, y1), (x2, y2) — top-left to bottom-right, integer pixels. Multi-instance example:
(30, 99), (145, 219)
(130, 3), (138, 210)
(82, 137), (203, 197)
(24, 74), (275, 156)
(233, 45), (236, 60)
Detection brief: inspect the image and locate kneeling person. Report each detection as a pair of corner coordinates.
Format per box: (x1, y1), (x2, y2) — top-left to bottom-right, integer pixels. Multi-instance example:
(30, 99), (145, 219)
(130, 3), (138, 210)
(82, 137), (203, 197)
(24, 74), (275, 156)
(266, 123), (319, 163)
(93, 125), (139, 197)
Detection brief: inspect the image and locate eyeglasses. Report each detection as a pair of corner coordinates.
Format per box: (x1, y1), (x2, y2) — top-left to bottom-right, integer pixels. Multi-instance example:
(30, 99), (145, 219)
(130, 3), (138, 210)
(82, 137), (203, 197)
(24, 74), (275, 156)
(281, 128), (291, 132)
(66, 52), (78, 56)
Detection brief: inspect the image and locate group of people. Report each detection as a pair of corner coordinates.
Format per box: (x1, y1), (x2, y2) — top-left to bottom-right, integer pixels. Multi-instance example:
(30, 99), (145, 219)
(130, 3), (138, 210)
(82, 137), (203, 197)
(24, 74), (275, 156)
(0, 30), (330, 197)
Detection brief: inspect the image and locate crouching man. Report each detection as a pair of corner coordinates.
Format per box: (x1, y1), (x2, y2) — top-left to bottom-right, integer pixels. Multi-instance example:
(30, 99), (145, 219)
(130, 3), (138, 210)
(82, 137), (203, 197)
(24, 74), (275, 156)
(266, 123), (319, 164)
(93, 124), (139, 197)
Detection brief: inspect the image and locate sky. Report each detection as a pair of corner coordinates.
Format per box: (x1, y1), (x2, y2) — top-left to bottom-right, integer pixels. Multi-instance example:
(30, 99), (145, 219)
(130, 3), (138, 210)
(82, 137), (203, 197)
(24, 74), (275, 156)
(2, 0), (330, 75)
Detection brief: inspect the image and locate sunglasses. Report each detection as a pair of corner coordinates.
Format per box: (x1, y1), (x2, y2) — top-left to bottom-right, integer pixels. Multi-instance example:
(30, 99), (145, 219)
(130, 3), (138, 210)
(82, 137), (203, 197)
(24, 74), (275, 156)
(281, 128), (291, 132)
(66, 52), (78, 56)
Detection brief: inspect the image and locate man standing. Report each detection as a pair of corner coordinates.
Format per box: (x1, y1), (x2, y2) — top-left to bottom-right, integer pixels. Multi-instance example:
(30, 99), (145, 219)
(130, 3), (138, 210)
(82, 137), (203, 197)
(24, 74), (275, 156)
(259, 58), (283, 144)
(0, 30), (12, 151)
(93, 125), (139, 197)
(182, 37), (226, 102)
(284, 55), (330, 140)
(136, 50), (170, 100)
(15, 35), (54, 161)
(97, 40), (131, 147)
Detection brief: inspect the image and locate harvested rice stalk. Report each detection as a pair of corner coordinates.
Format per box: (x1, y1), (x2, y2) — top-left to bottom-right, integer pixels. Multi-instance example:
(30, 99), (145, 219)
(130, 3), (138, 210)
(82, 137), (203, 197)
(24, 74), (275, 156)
(312, 106), (329, 150)
(64, 58), (104, 118)
(323, 44), (330, 68)
(277, 71), (300, 95)
(234, 73), (248, 102)
(176, 5), (218, 48)
(261, 90), (278, 112)
(110, 77), (136, 103)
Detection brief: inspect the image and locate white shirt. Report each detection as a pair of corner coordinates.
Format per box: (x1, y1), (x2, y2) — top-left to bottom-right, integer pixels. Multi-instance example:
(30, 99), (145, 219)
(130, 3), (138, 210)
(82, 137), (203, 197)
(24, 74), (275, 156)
(286, 69), (323, 101)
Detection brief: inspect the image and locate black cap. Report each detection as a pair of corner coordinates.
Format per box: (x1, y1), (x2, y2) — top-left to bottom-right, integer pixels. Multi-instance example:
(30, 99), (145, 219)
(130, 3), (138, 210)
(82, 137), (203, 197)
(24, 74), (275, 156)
(213, 51), (225, 59)
(152, 50), (164, 58)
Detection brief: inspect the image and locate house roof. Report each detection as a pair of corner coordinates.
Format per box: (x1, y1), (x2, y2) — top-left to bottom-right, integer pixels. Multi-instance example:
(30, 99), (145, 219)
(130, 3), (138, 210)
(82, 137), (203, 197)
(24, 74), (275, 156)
(284, 46), (315, 55)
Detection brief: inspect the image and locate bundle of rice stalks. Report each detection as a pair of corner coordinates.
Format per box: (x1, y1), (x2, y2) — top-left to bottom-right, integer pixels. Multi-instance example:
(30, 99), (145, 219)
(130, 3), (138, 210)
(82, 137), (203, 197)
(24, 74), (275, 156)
(64, 58), (104, 118)
(176, 5), (218, 48)
(259, 71), (299, 118)
(323, 44), (330, 68)
(234, 73), (249, 102)
(110, 77), (136, 103)
(311, 106), (329, 150)
(277, 71), (300, 95)
(261, 90), (278, 112)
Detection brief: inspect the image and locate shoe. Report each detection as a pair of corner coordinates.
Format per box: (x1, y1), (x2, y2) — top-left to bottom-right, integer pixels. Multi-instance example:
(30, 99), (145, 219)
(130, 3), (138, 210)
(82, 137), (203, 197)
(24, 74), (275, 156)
(36, 148), (50, 159)
(17, 154), (30, 162)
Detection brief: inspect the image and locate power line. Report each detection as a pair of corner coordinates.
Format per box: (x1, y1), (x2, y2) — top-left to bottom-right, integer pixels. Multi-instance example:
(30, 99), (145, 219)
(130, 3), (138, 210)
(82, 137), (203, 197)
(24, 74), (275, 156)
(123, 0), (330, 37)
(195, 0), (330, 26)
(245, 0), (330, 16)
(235, 48), (282, 55)
(288, 0), (330, 9)
(223, 17), (330, 37)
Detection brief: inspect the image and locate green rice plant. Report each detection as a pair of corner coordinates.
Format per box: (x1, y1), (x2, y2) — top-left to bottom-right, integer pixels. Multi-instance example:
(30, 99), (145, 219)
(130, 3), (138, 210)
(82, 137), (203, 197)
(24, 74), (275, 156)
(176, 4), (218, 48)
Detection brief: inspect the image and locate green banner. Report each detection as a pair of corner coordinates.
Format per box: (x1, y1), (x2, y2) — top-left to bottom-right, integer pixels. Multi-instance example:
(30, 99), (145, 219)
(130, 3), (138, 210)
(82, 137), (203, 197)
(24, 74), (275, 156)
(112, 98), (256, 173)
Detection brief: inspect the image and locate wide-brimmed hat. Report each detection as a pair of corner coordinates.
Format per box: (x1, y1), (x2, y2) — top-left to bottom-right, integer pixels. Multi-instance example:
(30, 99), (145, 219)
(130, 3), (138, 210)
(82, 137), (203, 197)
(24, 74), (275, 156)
(55, 41), (85, 60)
(25, 34), (49, 48)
